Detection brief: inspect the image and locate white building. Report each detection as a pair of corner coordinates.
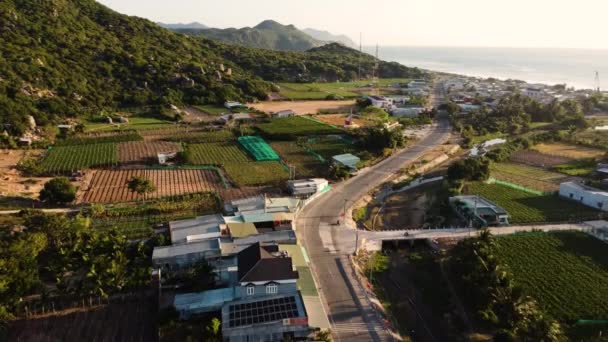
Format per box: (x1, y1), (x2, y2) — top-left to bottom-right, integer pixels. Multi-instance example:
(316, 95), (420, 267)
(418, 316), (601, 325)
(367, 95), (392, 108)
(559, 182), (608, 212)
(270, 110), (295, 119)
(408, 80), (427, 89)
(287, 179), (329, 196)
(521, 87), (543, 99)
(391, 107), (425, 118)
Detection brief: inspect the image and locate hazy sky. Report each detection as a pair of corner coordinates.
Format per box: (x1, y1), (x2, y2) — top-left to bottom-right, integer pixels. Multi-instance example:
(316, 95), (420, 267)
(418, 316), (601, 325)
(97, 0), (608, 49)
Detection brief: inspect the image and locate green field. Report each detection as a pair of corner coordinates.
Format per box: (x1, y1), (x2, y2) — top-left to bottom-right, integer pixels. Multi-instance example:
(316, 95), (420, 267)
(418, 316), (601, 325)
(554, 159), (597, 176)
(54, 132), (143, 146)
(469, 132), (507, 145)
(41, 143), (117, 174)
(278, 79), (410, 100)
(270, 141), (325, 177)
(184, 142), (250, 165)
(465, 182), (600, 223)
(84, 116), (175, 132)
(495, 232), (608, 322)
(165, 130), (235, 143)
(305, 137), (357, 160)
(192, 104), (227, 115)
(223, 161), (289, 186)
(257, 116), (342, 137)
(490, 162), (568, 192)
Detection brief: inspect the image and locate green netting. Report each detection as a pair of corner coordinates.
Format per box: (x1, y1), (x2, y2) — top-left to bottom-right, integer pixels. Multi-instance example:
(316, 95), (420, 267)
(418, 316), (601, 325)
(237, 136), (280, 161)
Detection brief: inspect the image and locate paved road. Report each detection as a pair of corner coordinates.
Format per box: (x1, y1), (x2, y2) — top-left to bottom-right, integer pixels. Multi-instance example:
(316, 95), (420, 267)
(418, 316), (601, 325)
(296, 109), (452, 340)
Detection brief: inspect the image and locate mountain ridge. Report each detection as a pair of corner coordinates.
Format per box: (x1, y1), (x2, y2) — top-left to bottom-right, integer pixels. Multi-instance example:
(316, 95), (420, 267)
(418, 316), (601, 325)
(303, 28), (356, 47)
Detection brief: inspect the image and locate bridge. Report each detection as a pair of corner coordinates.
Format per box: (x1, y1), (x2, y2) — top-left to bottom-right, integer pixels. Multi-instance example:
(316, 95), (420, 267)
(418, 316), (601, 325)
(358, 221), (608, 251)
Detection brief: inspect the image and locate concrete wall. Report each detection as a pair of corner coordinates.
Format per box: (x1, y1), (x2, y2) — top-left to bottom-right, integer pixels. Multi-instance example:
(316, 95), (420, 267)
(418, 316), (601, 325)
(236, 282), (298, 299)
(559, 183), (608, 212)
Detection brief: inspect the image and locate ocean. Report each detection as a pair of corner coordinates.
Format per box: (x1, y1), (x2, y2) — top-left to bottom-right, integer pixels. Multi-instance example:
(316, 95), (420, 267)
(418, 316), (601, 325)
(368, 46), (608, 90)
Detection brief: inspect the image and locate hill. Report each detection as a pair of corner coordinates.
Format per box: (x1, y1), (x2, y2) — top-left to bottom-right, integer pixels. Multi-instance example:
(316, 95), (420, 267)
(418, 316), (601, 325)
(173, 20), (324, 51)
(303, 28), (356, 47)
(0, 1), (426, 136)
(157, 22), (208, 30)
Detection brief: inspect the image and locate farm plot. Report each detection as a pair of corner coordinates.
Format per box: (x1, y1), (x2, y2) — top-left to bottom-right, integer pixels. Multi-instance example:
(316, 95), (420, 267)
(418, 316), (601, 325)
(257, 116), (343, 138)
(138, 126), (208, 141)
(465, 182), (600, 224)
(315, 114), (376, 128)
(305, 137), (357, 160)
(270, 141), (325, 177)
(494, 231), (608, 322)
(509, 150), (573, 168)
(184, 142), (250, 165)
(80, 169), (224, 203)
(250, 100), (356, 114)
(54, 132), (142, 146)
(490, 162), (570, 192)
(117, 141), (182, 164)
(531, 142), (604, 159)
(164, 130), (235, 144)
(223, 161), (289, 187)
(40, 143), (117, 174)
(8, 297), (157, 342)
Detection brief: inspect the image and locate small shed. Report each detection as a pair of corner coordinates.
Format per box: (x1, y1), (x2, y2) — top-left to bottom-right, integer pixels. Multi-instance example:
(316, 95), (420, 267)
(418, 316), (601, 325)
(332, 153), (361, 170)
(271, 110), (295, 119)
(158, 152), (178, 165)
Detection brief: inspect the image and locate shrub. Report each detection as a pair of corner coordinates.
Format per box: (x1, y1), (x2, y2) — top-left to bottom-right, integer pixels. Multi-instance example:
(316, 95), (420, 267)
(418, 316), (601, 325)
(39, 177), (76, 204)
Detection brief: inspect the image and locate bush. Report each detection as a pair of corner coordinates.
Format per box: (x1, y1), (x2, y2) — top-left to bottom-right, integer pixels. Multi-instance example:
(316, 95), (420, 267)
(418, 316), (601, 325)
(39, 177), (76, 204)
(447, 157), (490, 182)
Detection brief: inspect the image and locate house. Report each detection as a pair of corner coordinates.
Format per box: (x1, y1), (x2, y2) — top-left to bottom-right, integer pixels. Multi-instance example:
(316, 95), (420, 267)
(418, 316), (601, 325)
(559, 182), (608, 212)
(367, 95), (391, 108)
(169, 214), (225, 245)
(408, 79), (427, 89)
(287, 179), (329, 196)
(449, 195), (509, 226)
(458, 104), (481, 113)
(224, 101), (244, 110)
(57, 124), (72, 132)
(17, 137), (32, 146)
(152, 238), (222, 270)
(270, 110), (295, 119)
(332, 153), (361, 170)
(174, 243), (310, 341)
(521, 87), (543, 99)
(596, 163), (608, 177)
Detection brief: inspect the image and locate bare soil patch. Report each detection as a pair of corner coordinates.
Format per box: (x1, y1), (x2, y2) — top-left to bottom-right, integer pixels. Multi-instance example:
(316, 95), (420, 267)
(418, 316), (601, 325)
(532, 143), (604, 159)
(250, 100), (356, 115)
(0, 149), (53, 199)
(510, 150), (573, 168)
(117, 141), (182, 164)
(315, 114), (375, 128)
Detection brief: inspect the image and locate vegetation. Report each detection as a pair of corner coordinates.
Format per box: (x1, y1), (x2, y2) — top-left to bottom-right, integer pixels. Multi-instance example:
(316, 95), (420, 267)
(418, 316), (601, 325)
(494, 232), (608, 323)
(490, 162), (567, 192)
(257, 116), (342, 138)
(126, 176), (156, 199)
(223, 161), (289, 186)
(269, 141), (325, 177)
(447, 157), (490, 183)
(165, 130), (235, 144)
(449, 230), (565, 341)
(357, 126), (406, 151)
(39, 177), (76, 204)
(0, 0), (424, 136)
(175, 20), (322, 51)
(183, 142), (250, 164)
(465, 183), (600, 223)
(553, 159), (597, 176)
(54, 132), (143, 146)
(40, 143), (117, 174)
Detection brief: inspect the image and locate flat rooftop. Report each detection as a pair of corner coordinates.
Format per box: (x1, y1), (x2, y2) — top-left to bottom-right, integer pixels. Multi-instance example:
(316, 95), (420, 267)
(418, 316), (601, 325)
(152, 239), (221, 260)
(451, 195), (508, 215)
(169, 214), (224, 244)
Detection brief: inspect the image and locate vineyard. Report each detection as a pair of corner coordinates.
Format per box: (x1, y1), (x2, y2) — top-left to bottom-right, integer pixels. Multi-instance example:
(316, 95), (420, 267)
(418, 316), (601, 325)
(40, 143), (117, 174)
(490, 162), (569, 192)
(270, 141), (325, 177)
(164, 130), (235, 143)
(184, 142), (250, 164)
(54, 132), (142, 146)
(465, 182), (600, 223)
(257, 116), (342, 138)
(117, 141), (182, 163)
(8, 297), (157, 341)
(223, 161), (289, 186)
(510, 150), (572, 168)
(80, 169), (224, 203)
(494, 232), (608, 322)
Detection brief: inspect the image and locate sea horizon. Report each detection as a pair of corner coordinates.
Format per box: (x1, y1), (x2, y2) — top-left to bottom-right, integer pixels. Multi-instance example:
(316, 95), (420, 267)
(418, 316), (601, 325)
(363, 45), (608, 90)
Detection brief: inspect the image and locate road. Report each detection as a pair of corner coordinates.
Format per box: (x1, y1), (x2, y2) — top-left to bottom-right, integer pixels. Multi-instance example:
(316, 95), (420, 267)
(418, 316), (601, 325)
(296, 87), (451, 340)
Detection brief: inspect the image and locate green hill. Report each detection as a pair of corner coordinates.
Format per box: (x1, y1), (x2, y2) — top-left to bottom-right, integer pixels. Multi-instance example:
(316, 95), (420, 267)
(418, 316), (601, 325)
(174, 20), (324, 52)
(0, 0), (426, 136)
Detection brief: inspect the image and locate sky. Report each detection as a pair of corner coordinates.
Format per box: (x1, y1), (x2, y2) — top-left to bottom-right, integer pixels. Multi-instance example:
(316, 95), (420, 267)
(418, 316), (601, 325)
(97, 0), (608, 49)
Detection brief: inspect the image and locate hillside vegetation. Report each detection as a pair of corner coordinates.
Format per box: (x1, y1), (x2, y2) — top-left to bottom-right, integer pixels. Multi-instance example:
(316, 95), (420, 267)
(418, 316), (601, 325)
(175, 20), (323, 51)
(0, 0), (425, 136)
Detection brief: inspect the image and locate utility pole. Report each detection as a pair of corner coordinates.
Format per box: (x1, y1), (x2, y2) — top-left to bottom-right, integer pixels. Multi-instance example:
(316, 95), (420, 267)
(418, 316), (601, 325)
(595, 71), (601, 93)
(358, 32), (362, 81)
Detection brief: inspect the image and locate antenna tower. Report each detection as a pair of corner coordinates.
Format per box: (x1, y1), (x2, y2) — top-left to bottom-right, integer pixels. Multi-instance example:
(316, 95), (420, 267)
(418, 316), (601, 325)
(372, 43), (379, 96)
(595, 71), (601, 93)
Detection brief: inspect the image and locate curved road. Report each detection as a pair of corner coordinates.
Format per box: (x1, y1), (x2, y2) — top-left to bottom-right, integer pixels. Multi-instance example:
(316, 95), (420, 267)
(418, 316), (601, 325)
(297, 115), (452, 341)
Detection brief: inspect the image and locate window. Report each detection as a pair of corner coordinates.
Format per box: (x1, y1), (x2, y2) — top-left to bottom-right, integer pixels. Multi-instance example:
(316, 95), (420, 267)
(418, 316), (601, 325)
(246, 285), (255, 296)
(266, 283), (278, 294)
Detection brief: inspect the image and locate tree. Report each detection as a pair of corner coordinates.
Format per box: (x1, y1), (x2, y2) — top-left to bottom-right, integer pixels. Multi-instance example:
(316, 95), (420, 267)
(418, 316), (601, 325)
(127, 176), (156, 200)
(39, 177), (76, 204)
(204, 317), (222, 342)
(360, 106), (389, 122)
(328, 164), (350, 181)
(447, 157), (490, 182)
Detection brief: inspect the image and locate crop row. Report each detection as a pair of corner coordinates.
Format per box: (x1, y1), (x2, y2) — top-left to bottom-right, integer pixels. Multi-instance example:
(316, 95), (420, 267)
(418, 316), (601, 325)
(184, 142), (250, 165)
(257, 116), (342, 138)
(54, 132), (142, 146)
(495, 232), (608, 321)
(223, 161), (289, 187)
(40, 143), (117, 174)
(164, 130), (235, 143)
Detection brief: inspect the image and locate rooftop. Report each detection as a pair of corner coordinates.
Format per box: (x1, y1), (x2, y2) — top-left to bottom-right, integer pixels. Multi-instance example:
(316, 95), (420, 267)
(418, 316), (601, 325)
(332, 153), (361, 170)
(227, 222), (258, 238)
(451, 195), (508, 215)
(152, 238), (221, 260)
(174, 287), (236, 314)
(237, 243), (298, 283)
(169, 214), (224, 244)
(223, 294), (306, 329)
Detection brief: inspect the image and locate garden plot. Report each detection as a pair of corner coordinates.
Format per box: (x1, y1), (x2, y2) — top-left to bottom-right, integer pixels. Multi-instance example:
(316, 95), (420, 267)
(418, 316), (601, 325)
(490, 162), (571, 192)
(509, 150), (573, 168)
(531, 143), (604, 159)
(184, 142), (250, 165)
(117, 141), (182, 164)
(40, 143), (117, 174)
